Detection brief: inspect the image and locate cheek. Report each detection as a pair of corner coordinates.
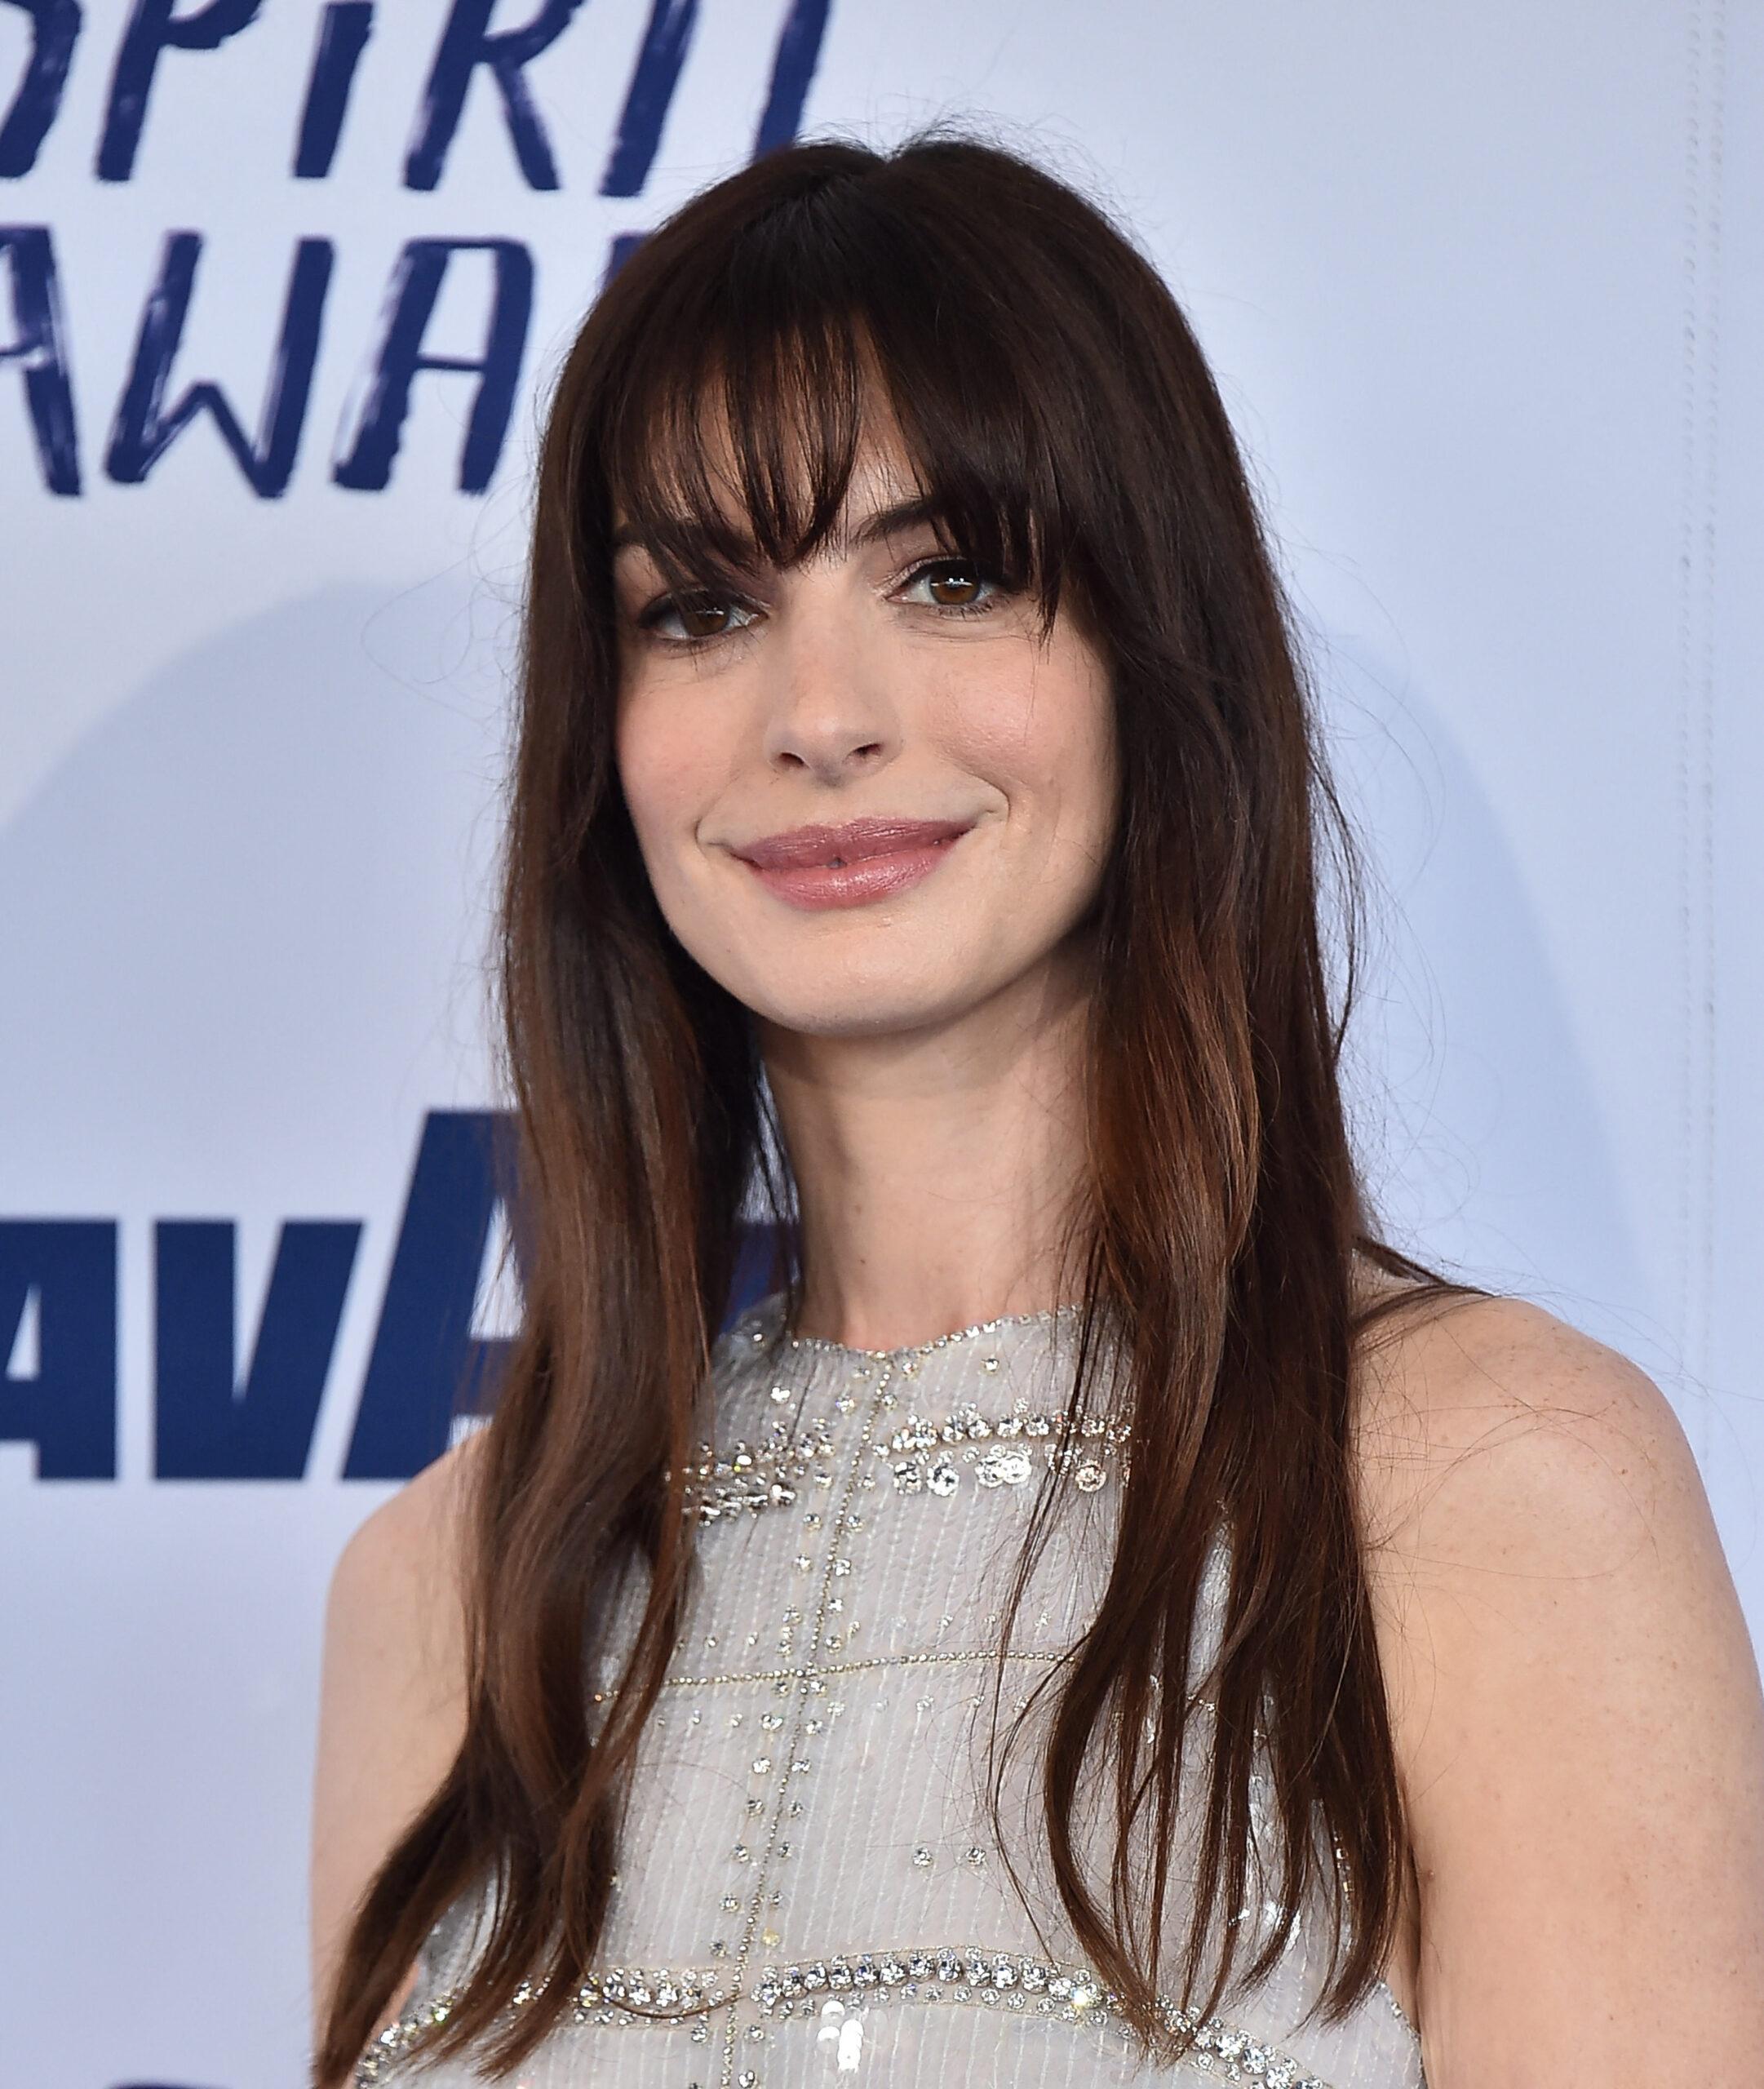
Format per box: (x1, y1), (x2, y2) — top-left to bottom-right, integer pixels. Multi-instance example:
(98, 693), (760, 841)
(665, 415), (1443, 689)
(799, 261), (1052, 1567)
(954, 642), (1116, 828)
(614, 689), (704, 857)
(1052, 642), (1119, 832)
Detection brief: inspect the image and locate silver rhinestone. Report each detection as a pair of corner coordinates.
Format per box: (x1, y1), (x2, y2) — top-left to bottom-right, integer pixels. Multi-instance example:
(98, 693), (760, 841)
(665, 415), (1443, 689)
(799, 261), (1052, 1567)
(911, 1845), (933, 1867)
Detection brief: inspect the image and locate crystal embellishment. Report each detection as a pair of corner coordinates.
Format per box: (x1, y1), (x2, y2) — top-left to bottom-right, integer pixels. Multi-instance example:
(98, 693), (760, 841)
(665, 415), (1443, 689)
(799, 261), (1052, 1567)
(682, 1415), (842, 1524)
(975, 1445), (1034, 1488)
(357, 1297), (1400, 2089)
(876, 1402), (1130, 1496)
(357, 1947), (1342, 2089)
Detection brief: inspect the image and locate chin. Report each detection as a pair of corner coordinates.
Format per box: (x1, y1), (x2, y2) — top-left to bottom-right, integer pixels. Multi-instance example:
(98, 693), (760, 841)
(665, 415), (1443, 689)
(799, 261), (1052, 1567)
(742, 972), (967, 1040)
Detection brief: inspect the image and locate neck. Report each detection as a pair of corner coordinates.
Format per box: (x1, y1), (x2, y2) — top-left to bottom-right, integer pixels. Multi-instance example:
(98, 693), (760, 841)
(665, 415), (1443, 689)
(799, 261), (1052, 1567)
(756, 944), (1093, 1353)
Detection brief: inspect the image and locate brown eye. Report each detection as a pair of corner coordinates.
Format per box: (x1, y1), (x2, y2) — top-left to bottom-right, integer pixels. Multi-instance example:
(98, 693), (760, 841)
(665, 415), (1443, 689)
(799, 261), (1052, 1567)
(677, 594), (738, 638)
(640, 591), (758, 645)
(927, 565), (982, 605)
(902, 558), (1006, 613)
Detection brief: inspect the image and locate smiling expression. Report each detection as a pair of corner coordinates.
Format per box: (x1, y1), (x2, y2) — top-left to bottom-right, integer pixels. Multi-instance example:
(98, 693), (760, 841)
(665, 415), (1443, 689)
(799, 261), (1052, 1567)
(611, 405), (1119, 1043)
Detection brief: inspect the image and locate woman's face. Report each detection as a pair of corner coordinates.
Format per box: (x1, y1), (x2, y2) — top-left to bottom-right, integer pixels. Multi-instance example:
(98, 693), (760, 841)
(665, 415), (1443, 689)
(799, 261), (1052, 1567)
(611, 411), (1119, 1044)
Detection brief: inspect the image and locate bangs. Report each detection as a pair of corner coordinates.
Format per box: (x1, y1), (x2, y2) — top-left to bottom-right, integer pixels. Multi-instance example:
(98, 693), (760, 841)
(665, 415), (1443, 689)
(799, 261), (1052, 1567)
(595, 194), (1084, 642)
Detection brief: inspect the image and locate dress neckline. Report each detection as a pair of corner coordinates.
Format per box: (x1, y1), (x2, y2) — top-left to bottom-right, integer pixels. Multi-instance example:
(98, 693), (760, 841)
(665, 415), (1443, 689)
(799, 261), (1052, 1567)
(734, 1288), (1084, 1364)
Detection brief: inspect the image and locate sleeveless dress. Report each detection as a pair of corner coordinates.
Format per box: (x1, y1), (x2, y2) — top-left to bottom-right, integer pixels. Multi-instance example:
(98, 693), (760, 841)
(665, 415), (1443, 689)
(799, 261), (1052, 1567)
(354, 1292), (1425, 2089)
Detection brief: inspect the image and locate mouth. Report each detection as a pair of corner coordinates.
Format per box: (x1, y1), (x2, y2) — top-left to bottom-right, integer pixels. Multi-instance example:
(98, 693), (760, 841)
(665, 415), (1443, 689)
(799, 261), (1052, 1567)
(731, 817), (976, 871)
(729, 818), (976, 912)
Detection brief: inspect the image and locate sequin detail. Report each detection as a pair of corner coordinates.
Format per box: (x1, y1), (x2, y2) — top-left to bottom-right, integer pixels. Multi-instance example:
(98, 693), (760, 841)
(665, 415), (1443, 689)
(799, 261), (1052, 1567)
(875, 1399), (1131, 1494)
(682, 1415), (840, 1524)
(682, 1381), (1130, 1523)
(355, 1946), (1341, 2089)
(772, 1300), (1086, 1359)
(359, 1297), (1421, 2089)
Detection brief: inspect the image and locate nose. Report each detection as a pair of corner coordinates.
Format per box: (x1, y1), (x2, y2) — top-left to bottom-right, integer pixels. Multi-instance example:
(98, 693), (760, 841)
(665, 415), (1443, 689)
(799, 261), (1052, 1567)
(760, 583), (901, 784)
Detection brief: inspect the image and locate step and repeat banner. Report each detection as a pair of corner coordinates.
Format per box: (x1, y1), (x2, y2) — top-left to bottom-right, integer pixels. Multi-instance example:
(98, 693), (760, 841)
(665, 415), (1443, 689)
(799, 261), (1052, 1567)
(2, 5), (1760, 2085)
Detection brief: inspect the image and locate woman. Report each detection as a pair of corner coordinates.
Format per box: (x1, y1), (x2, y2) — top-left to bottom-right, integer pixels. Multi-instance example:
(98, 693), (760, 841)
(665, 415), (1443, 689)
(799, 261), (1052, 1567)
(309, 130), (1764, 2088)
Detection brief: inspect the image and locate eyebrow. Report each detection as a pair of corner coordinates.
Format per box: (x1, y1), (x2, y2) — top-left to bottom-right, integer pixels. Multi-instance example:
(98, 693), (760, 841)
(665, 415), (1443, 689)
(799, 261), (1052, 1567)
(609, 492), (951, 561)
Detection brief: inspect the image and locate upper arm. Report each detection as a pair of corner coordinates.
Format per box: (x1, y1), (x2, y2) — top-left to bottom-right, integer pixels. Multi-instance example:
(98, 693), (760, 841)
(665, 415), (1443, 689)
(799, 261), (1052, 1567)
(1358, 1297), (1764, 2087)
(308, 1433), (481, 2043)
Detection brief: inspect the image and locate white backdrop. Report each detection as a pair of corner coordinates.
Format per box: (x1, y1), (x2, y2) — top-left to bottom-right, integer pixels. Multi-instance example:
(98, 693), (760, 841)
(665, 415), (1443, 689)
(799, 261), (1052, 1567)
(2, 5), (1759, 2085)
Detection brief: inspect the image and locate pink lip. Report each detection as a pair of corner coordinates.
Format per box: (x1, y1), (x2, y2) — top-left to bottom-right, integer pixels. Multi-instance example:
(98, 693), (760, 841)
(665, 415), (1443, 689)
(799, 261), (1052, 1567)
(729, 817), (975, 911)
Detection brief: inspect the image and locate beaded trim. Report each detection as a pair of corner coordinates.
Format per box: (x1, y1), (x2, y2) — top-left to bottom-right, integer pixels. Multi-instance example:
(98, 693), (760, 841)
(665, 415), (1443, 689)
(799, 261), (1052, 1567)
(680, 1398), (1132, 1524)
(354, 1942), (1341, 2089)
(682, 1414), (840, 1524)
(742, 1296), (1087, 1362)
(660, 1647), (1070, 1689)
(875, 1398), (1131, 1495)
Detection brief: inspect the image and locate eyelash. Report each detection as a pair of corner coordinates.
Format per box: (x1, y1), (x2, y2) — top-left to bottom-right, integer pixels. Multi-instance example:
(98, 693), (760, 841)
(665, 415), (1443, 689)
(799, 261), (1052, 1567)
(633, 557), (1010, 651)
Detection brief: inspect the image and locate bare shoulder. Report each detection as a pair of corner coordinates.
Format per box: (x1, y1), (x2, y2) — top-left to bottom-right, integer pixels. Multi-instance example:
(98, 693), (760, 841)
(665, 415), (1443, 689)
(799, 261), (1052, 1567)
(308, 1429), (489, 2038)
(1352, 1280), (1688, 1506)
(326, 1426), (487, 1651)
(1348, 1278), (1726, 1680)
(1346, 1276), (1764, 2080)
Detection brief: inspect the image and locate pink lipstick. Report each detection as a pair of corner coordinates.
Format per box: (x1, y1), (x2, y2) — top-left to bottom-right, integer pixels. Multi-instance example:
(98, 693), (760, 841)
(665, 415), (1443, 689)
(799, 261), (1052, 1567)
(731, 817), (974, 911)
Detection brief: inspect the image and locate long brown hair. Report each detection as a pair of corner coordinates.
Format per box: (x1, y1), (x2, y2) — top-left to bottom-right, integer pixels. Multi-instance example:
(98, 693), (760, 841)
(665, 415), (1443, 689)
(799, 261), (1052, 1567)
(314, 124), (1478, 2084)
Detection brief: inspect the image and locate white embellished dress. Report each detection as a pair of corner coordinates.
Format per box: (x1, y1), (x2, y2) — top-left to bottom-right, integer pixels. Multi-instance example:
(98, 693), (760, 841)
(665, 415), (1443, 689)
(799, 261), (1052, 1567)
(357, 1293), (1425, 2089)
